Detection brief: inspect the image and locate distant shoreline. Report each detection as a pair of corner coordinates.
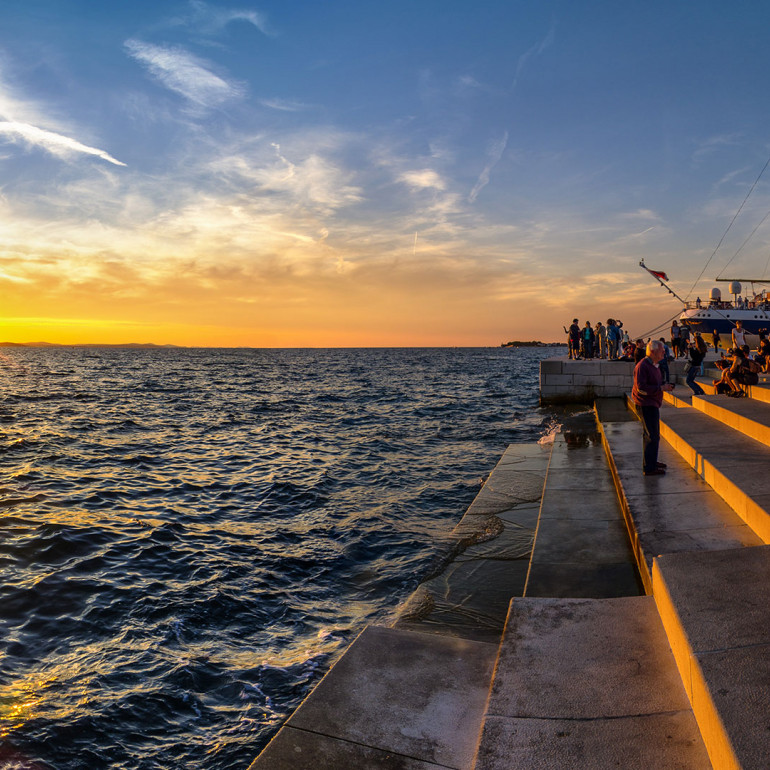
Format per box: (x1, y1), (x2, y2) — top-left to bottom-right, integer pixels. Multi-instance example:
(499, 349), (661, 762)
(0, 342), (568, 349)
(0, 342), (180, 349)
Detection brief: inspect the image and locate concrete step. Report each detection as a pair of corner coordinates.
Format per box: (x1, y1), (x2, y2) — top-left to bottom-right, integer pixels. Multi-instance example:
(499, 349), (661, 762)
(657, 403), (770, 543)
(685, 369), (770, 404)
(595, 399), (760, 592)
(394, 442), (550, 643)
(250, 625), (498, 770)
(691, 393), (770, 446)
(653, 546), (770, 770)
(473, 596), (711, 769)
(664, 384), (694, 407)
(523, 426), (640, 598)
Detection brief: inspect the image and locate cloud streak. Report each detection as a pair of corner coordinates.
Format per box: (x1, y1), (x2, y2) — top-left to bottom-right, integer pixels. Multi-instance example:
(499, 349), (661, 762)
(0, 121), (126, 166)
(469, 131), (508, 202)
(512, 21), (555, 92)
(125, 40), (244, 108)
(177, 0), (272, 37)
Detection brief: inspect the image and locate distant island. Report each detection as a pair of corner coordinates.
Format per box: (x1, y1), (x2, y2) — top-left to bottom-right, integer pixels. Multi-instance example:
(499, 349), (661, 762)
(500, 341), (566, 348)
(0, 342), (181, 348)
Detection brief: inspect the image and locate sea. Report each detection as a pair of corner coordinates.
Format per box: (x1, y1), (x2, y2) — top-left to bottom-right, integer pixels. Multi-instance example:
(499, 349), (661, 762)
(0, 346), (564, 769)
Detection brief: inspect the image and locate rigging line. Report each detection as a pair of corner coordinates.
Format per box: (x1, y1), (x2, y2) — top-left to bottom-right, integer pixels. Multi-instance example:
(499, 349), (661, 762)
(763, 246), (770, 279)
(717, 206), (770, 279)
(686, 153), (770, 300)
(637, 310), (681, 342)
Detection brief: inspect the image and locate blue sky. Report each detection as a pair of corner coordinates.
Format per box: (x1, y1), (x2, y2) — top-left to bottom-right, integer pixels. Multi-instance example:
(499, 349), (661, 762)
(1, 0), (770, 344)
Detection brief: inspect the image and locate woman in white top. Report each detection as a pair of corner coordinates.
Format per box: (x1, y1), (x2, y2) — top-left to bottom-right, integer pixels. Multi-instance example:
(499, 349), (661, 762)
(732, 321), (747, 350)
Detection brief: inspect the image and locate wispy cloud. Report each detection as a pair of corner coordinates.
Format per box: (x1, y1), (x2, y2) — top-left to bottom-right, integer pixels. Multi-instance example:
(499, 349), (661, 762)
(512, 21), (556, 92)
(0, 122), (126, 166)
(398, 169), (446, 191)
(174, 0), (272, 37)
(259, 98), (311, 112)
(125, 39), (244, 108)
(692, 133), (742, 164)
(618, 208), (662, 222)
(469, 131), (508, 202)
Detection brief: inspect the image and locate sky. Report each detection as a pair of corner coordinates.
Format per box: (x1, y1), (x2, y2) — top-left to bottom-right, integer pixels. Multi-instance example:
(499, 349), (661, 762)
(3, 1), (770, 345)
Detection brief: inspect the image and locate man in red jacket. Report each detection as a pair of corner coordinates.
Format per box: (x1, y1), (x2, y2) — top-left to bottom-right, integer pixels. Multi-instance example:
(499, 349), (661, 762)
(631, 340), (674, 476)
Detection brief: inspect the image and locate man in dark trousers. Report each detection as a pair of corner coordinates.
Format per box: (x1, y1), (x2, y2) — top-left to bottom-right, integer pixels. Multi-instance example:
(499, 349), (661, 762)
(631, 340), (674, 476)
(563, 318), (581, 359)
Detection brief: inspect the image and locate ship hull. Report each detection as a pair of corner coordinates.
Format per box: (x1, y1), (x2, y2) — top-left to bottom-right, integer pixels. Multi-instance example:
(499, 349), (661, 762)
(679, 306), (770, 342)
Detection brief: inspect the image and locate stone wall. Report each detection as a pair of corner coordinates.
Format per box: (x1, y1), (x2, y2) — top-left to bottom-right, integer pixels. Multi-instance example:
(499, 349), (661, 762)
(540, 357), (636, 404)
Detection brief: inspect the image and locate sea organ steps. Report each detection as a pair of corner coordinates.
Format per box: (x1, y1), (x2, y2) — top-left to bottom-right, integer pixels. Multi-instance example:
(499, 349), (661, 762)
(250, 380), (770, 768)
(474, 384), (770, 768)
(603, 387), (770, 768)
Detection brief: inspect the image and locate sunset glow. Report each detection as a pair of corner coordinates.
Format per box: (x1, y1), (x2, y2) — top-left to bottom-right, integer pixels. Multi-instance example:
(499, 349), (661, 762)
(2, 2), (770, 345)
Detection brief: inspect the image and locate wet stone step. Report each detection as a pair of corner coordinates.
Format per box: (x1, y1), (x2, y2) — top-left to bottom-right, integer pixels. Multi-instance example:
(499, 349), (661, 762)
(524, 419), (641, 599)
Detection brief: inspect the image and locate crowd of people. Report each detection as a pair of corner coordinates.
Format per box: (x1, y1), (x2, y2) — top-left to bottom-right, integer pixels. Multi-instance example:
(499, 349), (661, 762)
(562, 318), (630, 360)
(561, 318), (770, 475)
(564, 316), (770, 400)
(711, 328), (769, 397)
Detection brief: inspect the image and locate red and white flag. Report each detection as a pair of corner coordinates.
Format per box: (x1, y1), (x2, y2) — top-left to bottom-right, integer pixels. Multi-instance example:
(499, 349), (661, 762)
(645, 266), (669, 282)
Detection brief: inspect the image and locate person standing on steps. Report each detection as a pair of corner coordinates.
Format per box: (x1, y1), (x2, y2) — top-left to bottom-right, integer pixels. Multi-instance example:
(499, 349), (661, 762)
(581, 321), (594, 359)
(563, 318), (581, 359)
(670, 320), (682, 358)
(732, 320), (747, 350)
(631, 339), (675, 476)
(685, 335), (707, 395)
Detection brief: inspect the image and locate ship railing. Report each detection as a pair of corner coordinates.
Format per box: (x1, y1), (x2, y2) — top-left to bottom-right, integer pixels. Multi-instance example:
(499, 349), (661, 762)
(683, 300), (770, 312)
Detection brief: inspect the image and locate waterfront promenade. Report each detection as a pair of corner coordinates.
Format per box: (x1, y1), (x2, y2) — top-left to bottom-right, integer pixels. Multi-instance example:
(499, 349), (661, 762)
(249, 356), (769, 768)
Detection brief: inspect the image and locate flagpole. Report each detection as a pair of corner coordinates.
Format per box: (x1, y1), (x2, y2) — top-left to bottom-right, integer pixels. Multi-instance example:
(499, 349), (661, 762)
(639, 260), (687, 304)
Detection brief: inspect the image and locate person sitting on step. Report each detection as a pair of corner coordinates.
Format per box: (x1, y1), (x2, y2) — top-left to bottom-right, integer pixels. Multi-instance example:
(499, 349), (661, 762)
(725, 347), (760, 397)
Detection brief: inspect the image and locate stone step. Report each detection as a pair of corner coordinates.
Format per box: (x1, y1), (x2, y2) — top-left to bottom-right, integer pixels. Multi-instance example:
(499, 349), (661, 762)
(653, 546), (770, 770)
(523, 425), (640, 598)
(663, 384), (695, 407)
(595, 398), (760, 593)
(690, 393), (770, 446)
(394, 442), (550, 643)
(473, 596), (711, 769)
(657, 403), (770, 543)
(684, 369), (770, 404)
(249, 625), (498, 770)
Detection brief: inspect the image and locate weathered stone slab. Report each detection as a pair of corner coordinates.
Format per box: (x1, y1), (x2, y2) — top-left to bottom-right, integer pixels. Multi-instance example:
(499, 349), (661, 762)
(537, 488), (622, 520)
(691, 644), (770, 770)
(525, 424), (640, 598)
(540, 361), (635, 403)
(475, 712), (711, 770)
(539, 358), (564, 375)
(654, 546), (770, 652)
(401, 558), (531, 641)
(597, 401), (761, 590)
(282, 626), (497, 769)
(475, 596), (709, 769)
(540, 468), (616, 492)
(250, 727), (444, 769)
(524, 561), (640, 598)
(653, 546), (770, 770)
(488, 597), (690, 719)
(658, 406), (770, 542)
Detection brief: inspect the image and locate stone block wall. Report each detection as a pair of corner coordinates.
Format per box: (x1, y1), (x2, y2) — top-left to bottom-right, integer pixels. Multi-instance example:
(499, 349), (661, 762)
(540, 357), (636, 403)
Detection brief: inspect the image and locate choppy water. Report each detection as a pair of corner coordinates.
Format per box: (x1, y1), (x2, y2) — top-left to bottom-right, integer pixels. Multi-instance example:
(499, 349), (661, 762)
(0, 346), (561, 769)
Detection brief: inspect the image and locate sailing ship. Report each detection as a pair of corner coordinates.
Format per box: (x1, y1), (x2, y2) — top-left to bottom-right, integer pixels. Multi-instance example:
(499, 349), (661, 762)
(678, 279), (770, 340)
(640, 153), (770, 345)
